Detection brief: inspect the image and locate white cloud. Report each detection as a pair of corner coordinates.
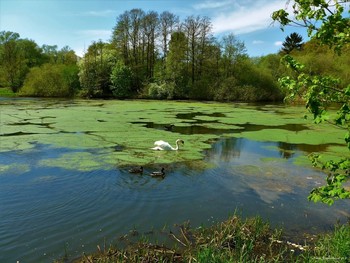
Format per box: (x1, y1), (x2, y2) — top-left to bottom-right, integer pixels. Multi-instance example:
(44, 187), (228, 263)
(252, 40), (264, 44)
(274, 41), (283, 46)
(68, 10), (116, 17)
(83, 10), (115, 17)
(211, 1), (286, 34)
(193, 0), (233, 10)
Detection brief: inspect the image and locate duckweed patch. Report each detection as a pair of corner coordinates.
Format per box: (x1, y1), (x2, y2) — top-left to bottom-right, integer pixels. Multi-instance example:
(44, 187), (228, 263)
(0, 99), (348, 172)
(0, 163), (30, 175)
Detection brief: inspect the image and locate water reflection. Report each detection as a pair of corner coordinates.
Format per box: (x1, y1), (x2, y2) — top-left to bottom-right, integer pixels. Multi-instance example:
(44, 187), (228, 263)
(205, 137), (242, 161)
(1, 136), (349, 262)
(277, 142), (296, 158)
(176, 112), (226, 120)
(1, 100), (349, 262)
(202, 137), (349, 235)
(204, 137), (325, 204)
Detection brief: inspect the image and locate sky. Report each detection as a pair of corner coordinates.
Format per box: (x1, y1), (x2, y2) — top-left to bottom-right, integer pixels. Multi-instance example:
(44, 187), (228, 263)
(0, 0), (309, 57)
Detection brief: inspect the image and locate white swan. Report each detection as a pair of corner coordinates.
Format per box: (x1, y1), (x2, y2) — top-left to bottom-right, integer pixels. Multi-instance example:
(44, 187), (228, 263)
(152, 139), (184, 151)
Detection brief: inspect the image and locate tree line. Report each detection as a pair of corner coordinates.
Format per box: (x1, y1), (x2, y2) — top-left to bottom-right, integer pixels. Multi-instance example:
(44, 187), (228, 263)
(77, 9), (283, 101)
(0, 31), (79, 97)
(0, 8), (349, 102)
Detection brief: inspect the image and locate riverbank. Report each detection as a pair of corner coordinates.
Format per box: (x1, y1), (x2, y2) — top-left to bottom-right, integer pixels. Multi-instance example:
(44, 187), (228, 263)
(56, 215), (350, 263)
(0, 87), (17, 97)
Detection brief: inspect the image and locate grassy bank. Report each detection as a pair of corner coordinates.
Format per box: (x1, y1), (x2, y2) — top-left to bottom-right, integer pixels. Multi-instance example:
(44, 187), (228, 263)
(57, 215), (350, 263)
(0, 87), (17, 97)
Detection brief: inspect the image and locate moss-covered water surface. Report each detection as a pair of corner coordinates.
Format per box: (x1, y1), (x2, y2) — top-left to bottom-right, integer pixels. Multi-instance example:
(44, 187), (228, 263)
(0, 98), (349, 262)
(1, 99), (346, 170)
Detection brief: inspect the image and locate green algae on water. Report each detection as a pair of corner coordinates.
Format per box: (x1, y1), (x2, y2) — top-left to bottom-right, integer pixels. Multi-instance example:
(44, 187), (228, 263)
(1, 99), (348, 172)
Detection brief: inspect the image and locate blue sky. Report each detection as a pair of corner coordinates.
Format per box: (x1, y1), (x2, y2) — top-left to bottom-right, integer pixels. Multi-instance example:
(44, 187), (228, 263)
(0, 0), (309, 57)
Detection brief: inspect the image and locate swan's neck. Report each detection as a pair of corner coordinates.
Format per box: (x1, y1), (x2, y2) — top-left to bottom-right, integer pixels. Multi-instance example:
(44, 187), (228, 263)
(174, 140), (180, 150)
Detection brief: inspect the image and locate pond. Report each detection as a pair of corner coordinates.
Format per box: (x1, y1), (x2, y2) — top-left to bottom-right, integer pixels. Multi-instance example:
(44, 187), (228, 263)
(0, 98), (349, 262)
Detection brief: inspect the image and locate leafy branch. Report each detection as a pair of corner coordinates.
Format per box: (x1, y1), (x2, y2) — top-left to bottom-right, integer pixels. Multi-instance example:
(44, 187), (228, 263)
(273, 0), (350, 205)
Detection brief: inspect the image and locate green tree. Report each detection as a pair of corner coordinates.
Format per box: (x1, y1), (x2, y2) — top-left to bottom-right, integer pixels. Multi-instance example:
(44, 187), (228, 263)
(17, 39), (45, 68)
(182, 15), (204, 86)
(20, 63), (78, 97)
(221, 33), (247, 78)
(281, 32), (304, 54)
(0, 32), (47, 91)
(256, 53), (286, 81)
(57, 46), (78, 65)
(78, 40), (115, 98)
(166, 31), (189, 98)
(112, 9), (152, 90)
(41, 44), (59, 64)
(159, 11), (179, 62)
(142, 11), (159, 80)
(272, 0), (350, 205)
(0, 31), (22, 91)
(110, 61), (133, 98)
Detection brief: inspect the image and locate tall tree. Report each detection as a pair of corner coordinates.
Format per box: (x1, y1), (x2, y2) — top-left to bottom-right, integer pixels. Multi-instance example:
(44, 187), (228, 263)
(17, 39), (44, 68)
(129, 9), (145, 69)
(57, 46), (77, 65)
(221, 33), (247, 78)
(112, 9), (146, 90)
(273, 0), (350, 205)
(183, 15), (203, 85)
(166, 31), (189, 97)
(159, 11), (179, 61)
(142, 11), (159, 79)
(197, 16), (212, 79)
(42, 44), (59, 63)
(0, 31), (22, 91)
(112, 11), (131, 64)
(281, 32), (303, 53)
(78, 40), (115, 97)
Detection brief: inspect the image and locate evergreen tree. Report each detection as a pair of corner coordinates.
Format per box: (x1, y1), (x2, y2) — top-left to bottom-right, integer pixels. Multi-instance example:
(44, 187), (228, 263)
(281, 32), (303, 53)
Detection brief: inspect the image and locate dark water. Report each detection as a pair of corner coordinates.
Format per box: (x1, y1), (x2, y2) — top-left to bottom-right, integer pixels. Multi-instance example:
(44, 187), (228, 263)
(0, 102), (349, 262)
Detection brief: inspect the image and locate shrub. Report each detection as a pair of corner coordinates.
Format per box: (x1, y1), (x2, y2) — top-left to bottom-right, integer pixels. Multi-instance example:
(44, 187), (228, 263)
(147, 82), (174, 99)
(19, 64), (78, 97)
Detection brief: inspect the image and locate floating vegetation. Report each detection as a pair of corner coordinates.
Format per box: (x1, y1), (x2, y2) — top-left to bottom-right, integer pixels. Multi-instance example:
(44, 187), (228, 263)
(0, 163), (30, 175)
(0, 99), (348, 173)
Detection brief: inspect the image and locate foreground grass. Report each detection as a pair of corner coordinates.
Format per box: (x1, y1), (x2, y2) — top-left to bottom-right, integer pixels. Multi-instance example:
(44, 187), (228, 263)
(58, 215), (350, 263)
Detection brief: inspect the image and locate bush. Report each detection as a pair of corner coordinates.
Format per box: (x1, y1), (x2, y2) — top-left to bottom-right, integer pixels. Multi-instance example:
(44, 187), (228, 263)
(190, 79), (214, 100)
(147, 82), (174, 99)
(214, 77), (239, 101)
(19, 64), (78, 97)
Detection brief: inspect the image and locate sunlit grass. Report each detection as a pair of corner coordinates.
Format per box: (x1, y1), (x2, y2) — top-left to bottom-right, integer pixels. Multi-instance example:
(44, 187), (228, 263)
(0, 87), (17, 97)
(58, 214), (350, 263)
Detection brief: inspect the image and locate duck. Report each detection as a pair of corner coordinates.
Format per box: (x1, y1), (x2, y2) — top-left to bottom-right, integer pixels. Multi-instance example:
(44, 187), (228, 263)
(150, 168), (165, 178)
(164, 124), (174, 131)
(128, 166), (143, 174)
(151, 139), (184, 151)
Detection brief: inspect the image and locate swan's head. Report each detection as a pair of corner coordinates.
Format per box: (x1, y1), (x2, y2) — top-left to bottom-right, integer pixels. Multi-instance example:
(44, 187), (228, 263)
(176, 139), (184, 145)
